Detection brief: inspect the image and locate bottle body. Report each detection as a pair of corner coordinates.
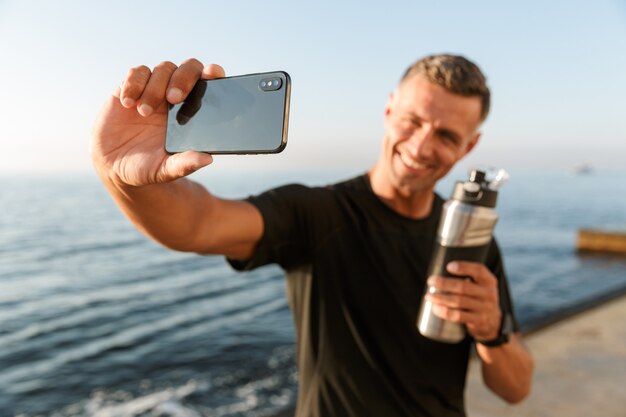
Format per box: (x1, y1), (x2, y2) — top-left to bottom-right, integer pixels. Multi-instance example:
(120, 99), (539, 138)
(417, 186), (498, 343)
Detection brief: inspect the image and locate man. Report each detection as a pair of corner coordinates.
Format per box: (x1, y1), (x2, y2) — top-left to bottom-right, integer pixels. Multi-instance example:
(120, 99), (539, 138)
(92, 54), (533, 416)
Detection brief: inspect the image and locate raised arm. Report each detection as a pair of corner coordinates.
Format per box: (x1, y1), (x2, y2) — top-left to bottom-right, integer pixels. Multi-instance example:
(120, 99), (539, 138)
(91, 59), (262, 259)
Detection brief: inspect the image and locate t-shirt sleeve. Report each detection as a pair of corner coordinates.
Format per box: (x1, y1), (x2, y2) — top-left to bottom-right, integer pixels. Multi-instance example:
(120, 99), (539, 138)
(486, 238), (520, 333)
(227, 183), (331, 272)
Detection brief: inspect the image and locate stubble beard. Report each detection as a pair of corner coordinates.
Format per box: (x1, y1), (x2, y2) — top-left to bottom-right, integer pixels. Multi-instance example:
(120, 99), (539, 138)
(388, 159), (437, 198)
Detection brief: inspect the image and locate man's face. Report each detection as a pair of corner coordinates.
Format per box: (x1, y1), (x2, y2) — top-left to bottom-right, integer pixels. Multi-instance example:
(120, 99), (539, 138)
(381, 76), (483, 196)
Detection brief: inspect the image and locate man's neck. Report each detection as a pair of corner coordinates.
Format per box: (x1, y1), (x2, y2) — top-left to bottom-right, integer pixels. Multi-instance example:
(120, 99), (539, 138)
(367, 167), (435, 219)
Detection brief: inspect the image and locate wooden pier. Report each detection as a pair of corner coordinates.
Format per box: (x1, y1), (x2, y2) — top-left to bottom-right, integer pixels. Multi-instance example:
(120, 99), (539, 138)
(576, 228), (626, 254)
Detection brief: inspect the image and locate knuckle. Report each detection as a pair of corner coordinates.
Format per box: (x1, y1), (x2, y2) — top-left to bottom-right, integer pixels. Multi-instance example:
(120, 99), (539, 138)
(155, 61), (177, 72)
(173, 62), (202, 81)
(180, 57), (203, 68)
(127, 65), (150, 78)
(177, 59), (203, 76)
(121, 65), (151, 96)
(123, 66), (151, 97)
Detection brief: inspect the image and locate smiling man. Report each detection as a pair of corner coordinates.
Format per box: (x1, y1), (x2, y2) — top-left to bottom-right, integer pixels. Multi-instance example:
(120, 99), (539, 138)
(92, 53), (533, 417)
(370, 64), (485, 217)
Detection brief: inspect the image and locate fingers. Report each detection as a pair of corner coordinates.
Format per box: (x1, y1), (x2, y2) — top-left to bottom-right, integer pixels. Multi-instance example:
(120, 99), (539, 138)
(426, 288), (487, 312)
(430, 303), (486, 324)
(425, 272), (499, 318)
(176, 77), (207, 125)
(116, 59), (223, 116)
(158, 151), (214, 183)
(425, 279), (501, 340)
(426, 261), (498, 296)
(427, 276), (497, 300)
(119, 65), (151, 108)
(201, 63), (226, 80)
(447, 261), (497, 286)
(430, 303), (501, 339)
(165, 58), (205, 104)
(137, 61), (178, 116)
(425, 261), (502, 340)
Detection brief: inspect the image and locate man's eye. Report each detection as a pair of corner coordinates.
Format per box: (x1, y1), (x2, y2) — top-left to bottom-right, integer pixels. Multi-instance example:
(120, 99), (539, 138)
(440, 132), (458, 144)
(398, 119), (416, 131)
(399, 117), (419, 127)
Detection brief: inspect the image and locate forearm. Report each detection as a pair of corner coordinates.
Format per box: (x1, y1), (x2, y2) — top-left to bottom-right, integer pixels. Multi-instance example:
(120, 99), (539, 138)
(97, 167), (216, 252)
(476, 333), (534, 403)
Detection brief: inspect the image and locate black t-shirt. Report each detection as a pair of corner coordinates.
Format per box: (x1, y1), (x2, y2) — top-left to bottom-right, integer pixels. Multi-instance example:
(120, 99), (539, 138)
(229, 174), (517, 417)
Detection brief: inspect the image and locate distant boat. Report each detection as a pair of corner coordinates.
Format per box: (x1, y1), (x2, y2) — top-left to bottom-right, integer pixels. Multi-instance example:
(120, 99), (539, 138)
(573, 164), (594, 175)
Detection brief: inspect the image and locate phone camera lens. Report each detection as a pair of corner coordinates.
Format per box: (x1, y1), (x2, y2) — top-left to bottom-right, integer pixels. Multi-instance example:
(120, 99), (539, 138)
(259, 77), (282, 91)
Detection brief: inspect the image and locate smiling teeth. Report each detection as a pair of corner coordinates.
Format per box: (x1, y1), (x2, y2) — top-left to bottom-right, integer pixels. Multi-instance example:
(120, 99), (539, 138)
(399, 152), (426, 169)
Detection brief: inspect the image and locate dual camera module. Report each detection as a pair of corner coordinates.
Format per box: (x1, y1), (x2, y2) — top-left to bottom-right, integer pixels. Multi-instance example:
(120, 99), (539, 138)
(259, 77), (283, 92)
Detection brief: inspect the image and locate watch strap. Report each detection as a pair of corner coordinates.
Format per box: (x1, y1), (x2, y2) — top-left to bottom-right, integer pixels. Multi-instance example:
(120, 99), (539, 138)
(477, 313), (513, 347)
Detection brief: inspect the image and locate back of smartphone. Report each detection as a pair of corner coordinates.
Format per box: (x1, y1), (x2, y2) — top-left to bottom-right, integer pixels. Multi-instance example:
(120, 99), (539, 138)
(165, 71), (290, 154)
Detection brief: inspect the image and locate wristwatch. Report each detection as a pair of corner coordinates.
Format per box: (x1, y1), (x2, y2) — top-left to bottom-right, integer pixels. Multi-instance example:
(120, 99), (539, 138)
(478, 313), (513, 347)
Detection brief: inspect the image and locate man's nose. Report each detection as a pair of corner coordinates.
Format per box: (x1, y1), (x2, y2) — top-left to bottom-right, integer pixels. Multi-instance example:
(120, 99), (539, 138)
(407, 127), (436, 159)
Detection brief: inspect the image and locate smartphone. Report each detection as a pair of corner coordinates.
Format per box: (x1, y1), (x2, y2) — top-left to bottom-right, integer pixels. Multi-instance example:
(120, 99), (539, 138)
(165, 71), (291, 154)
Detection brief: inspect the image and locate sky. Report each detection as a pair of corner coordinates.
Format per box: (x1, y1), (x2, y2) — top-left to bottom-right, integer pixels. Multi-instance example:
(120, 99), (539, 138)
(0, 0), (625, 176)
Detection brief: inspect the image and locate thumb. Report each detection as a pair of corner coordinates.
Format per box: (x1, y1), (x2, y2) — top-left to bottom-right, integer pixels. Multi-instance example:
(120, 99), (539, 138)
(159, 151), (213, 182)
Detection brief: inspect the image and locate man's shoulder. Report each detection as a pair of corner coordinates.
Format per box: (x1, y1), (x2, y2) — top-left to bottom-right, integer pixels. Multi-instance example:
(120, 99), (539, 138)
(326, 173), (370, 194)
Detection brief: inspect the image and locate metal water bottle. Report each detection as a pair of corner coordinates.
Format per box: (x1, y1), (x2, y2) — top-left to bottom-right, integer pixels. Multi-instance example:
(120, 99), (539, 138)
(417, 169), (507, 343)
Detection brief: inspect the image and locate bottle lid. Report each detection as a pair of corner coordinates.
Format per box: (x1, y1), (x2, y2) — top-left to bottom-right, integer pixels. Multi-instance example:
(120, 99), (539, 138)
(451, 169), (498, 207)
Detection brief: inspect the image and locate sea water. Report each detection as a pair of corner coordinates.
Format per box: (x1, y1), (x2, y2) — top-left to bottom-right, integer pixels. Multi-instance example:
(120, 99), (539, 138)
(1, 168), (625, 417)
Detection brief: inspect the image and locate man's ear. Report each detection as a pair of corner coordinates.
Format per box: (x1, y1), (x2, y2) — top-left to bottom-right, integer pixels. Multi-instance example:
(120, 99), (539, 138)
(385, 90), (396, 119)
(384, 92), (395, 118)
(463, 132), (481, 156)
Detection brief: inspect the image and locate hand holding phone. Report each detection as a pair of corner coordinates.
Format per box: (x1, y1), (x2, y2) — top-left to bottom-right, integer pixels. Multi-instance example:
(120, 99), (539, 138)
(92, 60), (290, 189)
(165, 71), (291, 154)
(92, 59), (226, 186)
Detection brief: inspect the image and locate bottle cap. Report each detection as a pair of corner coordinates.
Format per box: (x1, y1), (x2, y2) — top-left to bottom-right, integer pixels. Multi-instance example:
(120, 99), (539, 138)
(451, 169), (498, 207)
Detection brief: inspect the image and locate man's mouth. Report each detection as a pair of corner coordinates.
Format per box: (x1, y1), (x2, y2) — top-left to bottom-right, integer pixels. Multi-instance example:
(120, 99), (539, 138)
(397, 150), (432, 171)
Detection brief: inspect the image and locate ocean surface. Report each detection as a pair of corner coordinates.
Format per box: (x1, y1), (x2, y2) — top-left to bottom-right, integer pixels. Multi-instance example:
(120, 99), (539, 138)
(1, 168), (626, 417)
